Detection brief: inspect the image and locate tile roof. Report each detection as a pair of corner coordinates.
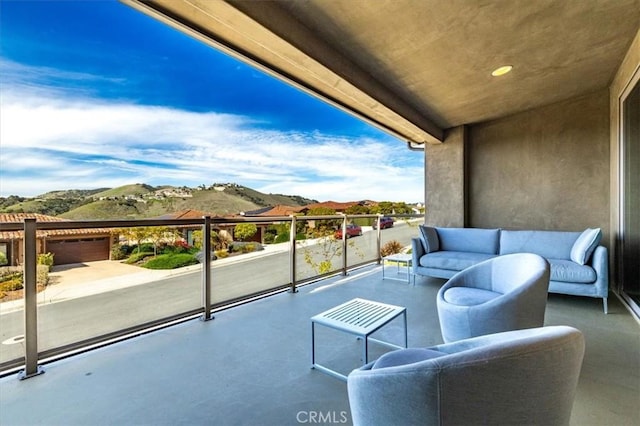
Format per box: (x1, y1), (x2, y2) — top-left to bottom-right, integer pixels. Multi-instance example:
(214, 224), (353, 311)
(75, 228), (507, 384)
(0, 213), (110, 240)
(244, 205), (304, 217)
(155, 209), (215, 220)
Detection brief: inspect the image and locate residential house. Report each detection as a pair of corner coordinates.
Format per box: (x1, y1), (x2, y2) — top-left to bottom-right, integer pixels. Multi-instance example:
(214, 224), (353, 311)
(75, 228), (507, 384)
(0, 213), (112, 266)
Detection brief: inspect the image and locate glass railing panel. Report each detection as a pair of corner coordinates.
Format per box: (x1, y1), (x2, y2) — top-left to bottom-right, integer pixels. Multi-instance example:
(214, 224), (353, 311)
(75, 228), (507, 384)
(210, 240), (290, 304)
(346, 224), (376, 268)
(379, 217), (419, 253)
(37, 223), (203, 354)
(295, 217), (343, 282)
(0, 289), (25, 367)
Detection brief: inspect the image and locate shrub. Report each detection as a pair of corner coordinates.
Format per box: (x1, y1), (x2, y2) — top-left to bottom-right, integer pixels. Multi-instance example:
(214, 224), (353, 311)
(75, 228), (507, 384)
(229, 241), (263, 253)
(132, 243), (154, 254)
(111, 244), (128, 261)
(274, 233), (290, 244)
(214, 250), (229, 259)
(380, 240), (403, 257)
(234, 223), (258, 241)
(263, 233), (275, 244)
(37, 252), (54, 271)
(37, 264), (50, 287)
(0, 252), (7, 266)
(161, 240), (192, 255)
(0, 265), (49, 291)
(142, 253), (199, 270)
(124, 251), (154, 264)
(0, 277), (23, 292)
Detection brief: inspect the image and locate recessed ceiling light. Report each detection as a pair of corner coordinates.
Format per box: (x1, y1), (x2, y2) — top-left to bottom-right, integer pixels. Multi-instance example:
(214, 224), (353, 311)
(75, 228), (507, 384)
(491, 65), (513, 77)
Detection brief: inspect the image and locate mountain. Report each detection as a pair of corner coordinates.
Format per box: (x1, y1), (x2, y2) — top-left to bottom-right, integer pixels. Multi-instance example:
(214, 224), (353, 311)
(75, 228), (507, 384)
(0, 183), (317, 220)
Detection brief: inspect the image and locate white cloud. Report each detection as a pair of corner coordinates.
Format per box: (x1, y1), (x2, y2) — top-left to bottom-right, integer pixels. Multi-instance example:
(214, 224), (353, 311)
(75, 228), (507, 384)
(0, 75), (424, 202)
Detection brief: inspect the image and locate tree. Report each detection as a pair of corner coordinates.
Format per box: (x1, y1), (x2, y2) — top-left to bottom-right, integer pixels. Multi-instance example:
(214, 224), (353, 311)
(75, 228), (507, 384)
(192, 229), (231, 251)
(345, 204), (369, 215)
(234, 223), (258, 241)
(305, 207), (340, 235)
(148, 226), (179, 256)
(120, 227), (152, 253)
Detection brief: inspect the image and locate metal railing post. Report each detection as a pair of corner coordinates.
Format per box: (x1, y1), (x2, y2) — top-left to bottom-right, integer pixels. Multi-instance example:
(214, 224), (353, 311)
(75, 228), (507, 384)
(289, 215), (298, 292)
(18, 218), (44, 379)
(341, 214), (347, 276)
(201, 216), (213, 321)
(376, 215), (382, 264)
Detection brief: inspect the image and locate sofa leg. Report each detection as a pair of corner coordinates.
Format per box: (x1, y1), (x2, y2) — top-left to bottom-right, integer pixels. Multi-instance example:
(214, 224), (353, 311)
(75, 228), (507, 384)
(603, 298), (608, 314)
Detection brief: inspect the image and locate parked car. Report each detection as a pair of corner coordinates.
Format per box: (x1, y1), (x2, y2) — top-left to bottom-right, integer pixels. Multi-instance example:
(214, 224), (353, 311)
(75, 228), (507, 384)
(335, 224), (363, 239)
(373, 216), (394, 229)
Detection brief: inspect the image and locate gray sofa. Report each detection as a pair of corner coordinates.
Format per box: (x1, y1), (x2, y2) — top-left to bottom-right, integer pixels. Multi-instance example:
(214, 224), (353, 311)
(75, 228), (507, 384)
(411, 226), (609, 313)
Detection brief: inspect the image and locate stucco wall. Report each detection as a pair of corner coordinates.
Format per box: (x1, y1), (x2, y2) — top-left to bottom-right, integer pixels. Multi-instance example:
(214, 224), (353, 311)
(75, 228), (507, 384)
(467, 90), (610, 238)
(424, 126), (465, 227)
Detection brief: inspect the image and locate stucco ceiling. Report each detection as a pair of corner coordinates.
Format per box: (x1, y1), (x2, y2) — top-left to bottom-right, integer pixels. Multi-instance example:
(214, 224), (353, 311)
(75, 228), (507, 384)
(124, 0), (640, 144)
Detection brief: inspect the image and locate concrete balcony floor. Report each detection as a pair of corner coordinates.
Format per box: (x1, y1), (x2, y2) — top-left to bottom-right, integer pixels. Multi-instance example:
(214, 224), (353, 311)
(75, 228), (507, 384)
(1, 264), (638, 425)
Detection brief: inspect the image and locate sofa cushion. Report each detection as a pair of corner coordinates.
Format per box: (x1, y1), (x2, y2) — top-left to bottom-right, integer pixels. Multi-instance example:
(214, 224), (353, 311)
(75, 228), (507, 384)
(549, 259), (597, 283)
(420, 251), (496, 271)
(499, 230), (580, 260)
(372, 348), (444, 369)
(435, 227), (500, 254)
(442, 287), (502, 306)
(418, 225), (440, 253)
(570, 228), (602, 265)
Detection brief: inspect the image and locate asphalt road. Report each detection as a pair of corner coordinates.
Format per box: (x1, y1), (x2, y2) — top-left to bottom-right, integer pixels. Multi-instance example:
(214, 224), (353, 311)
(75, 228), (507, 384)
(0, 222), (418, 365)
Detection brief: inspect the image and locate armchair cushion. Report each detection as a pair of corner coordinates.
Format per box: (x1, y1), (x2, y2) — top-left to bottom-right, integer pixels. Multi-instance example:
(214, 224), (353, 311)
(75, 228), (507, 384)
(372, 348), (444, 369)
(570, 228), (602, 265)
(442, 287), (501, 306)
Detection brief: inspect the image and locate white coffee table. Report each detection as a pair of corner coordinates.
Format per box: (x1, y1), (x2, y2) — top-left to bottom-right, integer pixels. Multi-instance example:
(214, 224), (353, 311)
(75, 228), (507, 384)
(382, 253), (414, 284)
(311, 298), (407, 381)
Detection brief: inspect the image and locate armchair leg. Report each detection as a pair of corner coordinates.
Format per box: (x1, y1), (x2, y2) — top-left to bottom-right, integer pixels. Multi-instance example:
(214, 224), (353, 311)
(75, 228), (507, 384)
(603, 298), (608, 314)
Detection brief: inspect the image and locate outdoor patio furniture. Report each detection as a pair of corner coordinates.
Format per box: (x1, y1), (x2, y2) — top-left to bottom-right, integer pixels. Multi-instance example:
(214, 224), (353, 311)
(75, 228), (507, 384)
(311, 298), (407, 381)
(347, 326), (585, 426)
(436, 253), (550, 342)
(412, 226), (609, 313)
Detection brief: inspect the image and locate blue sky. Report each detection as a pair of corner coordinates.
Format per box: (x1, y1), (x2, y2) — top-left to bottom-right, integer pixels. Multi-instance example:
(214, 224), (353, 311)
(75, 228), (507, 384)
(0, 0), (424, 202)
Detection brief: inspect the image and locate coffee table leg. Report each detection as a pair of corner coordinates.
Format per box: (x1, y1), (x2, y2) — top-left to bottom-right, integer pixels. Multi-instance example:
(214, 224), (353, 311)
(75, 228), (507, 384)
(363, 334), (368, 364)
(311, 321), (315, 367)
(403, 311), (408, 347)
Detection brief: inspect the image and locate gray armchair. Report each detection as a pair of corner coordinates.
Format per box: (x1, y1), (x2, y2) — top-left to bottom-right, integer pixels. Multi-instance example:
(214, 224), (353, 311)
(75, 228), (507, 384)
(347, 326), (585, 426)
(437, 253), (550, 343)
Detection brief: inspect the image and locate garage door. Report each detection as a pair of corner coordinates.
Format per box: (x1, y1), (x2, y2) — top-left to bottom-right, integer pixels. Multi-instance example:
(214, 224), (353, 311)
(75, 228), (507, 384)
(47, 238), (110, 265)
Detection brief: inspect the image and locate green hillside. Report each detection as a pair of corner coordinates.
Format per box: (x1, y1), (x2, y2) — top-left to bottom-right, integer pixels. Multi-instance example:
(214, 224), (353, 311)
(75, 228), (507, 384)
(59, 199), (144, 220)
(224, 186), (316, 207)
(37, 188), (108, 199)
(1, 183), (317, 220)
(1, 197), (91, 215)
(92, 184), (156, 198)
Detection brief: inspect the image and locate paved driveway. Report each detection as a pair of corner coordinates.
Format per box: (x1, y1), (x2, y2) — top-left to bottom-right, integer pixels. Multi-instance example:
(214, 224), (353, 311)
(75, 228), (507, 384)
(49, 260), (143, 286)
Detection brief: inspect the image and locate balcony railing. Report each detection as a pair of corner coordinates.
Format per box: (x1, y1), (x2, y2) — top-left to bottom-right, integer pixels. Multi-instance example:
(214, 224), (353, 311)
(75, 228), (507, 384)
(0, 214), (421, 377)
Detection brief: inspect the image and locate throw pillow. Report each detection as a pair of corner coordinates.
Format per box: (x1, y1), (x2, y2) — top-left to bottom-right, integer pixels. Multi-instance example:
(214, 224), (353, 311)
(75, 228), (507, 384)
(418, 225), (440, 253)
(570, 228), (602, 265)
(372, 348), (444, 369)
